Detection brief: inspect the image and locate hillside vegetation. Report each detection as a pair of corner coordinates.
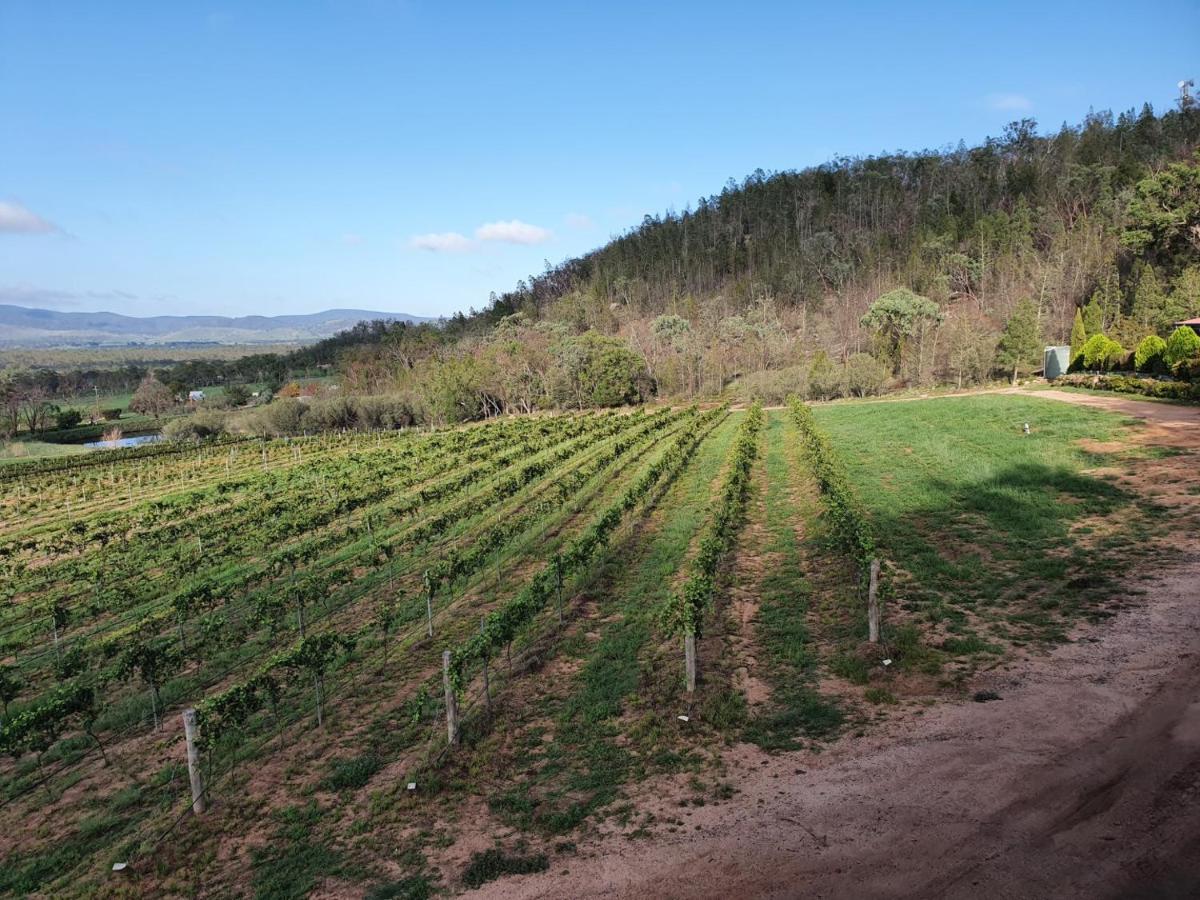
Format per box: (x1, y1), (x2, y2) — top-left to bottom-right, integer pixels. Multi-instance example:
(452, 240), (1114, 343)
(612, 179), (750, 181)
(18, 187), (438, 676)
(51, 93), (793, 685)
(328, 101), (1200, 413)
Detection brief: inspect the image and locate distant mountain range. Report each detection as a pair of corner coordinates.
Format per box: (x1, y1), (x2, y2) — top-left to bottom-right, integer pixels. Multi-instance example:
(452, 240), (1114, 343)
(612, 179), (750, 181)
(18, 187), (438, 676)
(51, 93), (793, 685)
(0, 305), (432, 347)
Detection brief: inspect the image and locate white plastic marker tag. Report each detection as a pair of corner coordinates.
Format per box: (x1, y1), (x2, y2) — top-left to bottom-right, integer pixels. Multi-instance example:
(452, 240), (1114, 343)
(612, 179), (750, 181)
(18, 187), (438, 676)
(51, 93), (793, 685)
(882, 659), (893, 666)
(677, 715), (690, 722)
(112, 863), (128, 872)
(407, 783), (417, 791)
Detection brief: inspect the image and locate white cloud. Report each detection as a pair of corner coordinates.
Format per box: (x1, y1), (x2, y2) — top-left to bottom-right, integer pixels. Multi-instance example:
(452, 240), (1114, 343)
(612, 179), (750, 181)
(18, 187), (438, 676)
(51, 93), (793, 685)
(410, 231), (473, 253)
(475, 219), (552, 245)
(409, 219), (554, 252)
(986, 93), (1033, 112)
(565, 212), (594, 230)
(341, 233), (365, 246)
(0, 201), (59, 235)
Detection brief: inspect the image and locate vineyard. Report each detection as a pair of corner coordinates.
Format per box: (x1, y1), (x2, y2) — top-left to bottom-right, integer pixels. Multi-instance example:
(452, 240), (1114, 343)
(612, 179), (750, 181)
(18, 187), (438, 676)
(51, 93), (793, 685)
(0, 395), (1160, 897)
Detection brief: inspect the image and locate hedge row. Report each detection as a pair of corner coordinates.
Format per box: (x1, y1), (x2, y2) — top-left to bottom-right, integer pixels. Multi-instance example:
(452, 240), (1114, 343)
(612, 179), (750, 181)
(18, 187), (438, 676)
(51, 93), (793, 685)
(787, 397), (875, 575)
(659, 402), (765, 638)
(1055, 373), (1200, 403)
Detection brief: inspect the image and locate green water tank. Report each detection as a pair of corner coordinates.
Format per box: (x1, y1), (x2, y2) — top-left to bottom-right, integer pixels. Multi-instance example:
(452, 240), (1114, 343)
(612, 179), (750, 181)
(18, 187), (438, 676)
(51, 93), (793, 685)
(1043, 345), (1070, 380)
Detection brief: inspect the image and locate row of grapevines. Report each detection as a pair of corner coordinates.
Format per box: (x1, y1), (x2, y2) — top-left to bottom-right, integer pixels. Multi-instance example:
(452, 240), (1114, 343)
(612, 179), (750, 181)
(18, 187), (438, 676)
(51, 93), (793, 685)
(74, 410), (638, 658)
(659, 402), (764, 639)
(191, 409), (695, 751)
(0, 435), (254, 483)
(4, 411), (580, 560)
(0, 415), (627, 747)
(446, 405), (730, 692)
(786, 397), (875, 572)
(0, 413), (607, 659)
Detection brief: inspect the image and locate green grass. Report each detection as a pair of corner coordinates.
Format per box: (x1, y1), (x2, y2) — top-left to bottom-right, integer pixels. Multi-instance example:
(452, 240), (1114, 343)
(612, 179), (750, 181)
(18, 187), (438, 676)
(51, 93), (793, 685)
(251, 802), (346, 900)
(321, 753), (385, 792)
(743, 411), (842, 750)
(813, 395), (1156, 644)
(485, 415), (741, 834)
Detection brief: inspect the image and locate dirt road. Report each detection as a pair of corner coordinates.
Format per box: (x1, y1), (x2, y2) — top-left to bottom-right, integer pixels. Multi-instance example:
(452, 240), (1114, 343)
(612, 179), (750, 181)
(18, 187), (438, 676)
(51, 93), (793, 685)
(475, 391), (1200, 899)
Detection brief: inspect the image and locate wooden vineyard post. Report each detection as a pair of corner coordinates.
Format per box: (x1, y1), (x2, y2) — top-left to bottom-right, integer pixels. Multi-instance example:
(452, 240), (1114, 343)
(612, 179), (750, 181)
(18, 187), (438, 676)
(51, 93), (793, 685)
(313, 675), (324, 728)
(481, 617), (491, 715)
(423, 570), (434, 638)
(554, 554), (564, 627)
(684, 633), (697, 693)
(442, 651), (459, 746)
(182, 708), (206, 815)
(867, 558), (881, 644)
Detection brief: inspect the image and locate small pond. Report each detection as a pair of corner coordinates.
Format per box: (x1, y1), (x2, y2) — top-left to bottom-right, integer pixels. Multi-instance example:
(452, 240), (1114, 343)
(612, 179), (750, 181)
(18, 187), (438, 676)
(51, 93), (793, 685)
(83, 433), (163, 450)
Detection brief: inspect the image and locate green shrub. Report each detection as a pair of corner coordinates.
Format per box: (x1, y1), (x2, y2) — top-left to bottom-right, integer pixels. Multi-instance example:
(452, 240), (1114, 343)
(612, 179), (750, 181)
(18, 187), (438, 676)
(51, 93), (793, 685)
(1057, 373), (1200, 402)
(1174, 354), (1200, 381)
(1165, 326), (1200, 369)
(724, 365), (808, 405)
(1134, 334), (1168, 372)
(224, 383), (252, 407)
(54, 409), (83, 430)
(1079, 333), (1124, 371)
(234, 398), (309, 437)
(305, 396), (358, 431)
(355, 395), (415, 430)
(162, 410), (227, 442)
(365, 877), (432, 900)
(844, 352), (889, 397)
(101, 407), (122, 421)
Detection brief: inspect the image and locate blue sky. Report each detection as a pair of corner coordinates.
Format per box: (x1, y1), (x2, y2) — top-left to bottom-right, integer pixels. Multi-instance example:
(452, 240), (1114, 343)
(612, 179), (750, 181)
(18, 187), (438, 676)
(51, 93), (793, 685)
(1, 1), (1198, 320)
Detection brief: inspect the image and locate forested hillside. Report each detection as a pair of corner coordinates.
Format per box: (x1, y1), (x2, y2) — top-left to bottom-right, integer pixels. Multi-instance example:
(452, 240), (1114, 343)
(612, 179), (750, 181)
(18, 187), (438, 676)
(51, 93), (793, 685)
(335, 100), (1199, 417)
(6, 101), (1200, 432)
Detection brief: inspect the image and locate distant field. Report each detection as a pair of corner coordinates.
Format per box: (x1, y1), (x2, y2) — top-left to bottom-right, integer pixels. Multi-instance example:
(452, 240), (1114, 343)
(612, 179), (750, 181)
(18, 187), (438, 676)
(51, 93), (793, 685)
(0, 395), (1158, 896)
(0, 344), (304, 370)
(3, 374), (341, 464)
(0, 440), (90, 465)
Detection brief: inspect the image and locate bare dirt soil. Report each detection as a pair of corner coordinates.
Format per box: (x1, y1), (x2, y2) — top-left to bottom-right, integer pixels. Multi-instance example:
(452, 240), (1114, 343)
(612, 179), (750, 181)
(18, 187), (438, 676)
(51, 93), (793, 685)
(473, 391), (1200, 899)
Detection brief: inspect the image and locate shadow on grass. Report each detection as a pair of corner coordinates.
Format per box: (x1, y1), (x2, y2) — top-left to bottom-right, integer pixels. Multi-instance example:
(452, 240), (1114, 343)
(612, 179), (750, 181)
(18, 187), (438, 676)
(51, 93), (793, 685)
(867, 460), (1146, 644)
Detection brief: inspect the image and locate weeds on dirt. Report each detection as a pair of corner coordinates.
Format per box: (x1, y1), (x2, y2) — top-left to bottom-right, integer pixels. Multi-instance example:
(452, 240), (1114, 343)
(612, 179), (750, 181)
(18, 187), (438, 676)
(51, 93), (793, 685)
(321, 753), (385, 792)
(461, 848), (549, 889)
(364, 875), (433, 900)
(251, 801), (345, 900)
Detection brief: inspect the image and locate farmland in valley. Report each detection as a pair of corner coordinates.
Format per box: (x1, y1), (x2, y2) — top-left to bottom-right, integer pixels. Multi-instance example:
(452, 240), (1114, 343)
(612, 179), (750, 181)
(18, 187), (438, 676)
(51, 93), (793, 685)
(0, 394), (1168, 897)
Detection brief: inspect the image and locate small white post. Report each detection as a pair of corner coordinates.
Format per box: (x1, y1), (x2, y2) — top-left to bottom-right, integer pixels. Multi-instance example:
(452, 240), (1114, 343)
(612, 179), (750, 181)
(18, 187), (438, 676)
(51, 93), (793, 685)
(425, 589), (434, 638)
(442, 651), (459, 746)
(867, 558), (881, 644)
(684, 633), (697, 693)
(182, 708), (205, 815)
